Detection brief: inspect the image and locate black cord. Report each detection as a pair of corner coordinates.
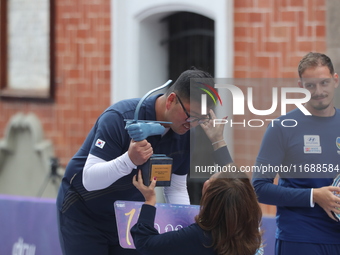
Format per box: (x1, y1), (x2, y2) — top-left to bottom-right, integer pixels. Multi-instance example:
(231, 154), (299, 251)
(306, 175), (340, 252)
(36, 157), (62, 197)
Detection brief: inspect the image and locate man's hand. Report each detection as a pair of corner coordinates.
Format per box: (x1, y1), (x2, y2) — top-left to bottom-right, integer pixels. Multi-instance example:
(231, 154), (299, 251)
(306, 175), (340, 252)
(200, 109), (227, 150)
(128, 139), (153, 166)
(313, 186), (340, 221)
(133, 170), (157, 206)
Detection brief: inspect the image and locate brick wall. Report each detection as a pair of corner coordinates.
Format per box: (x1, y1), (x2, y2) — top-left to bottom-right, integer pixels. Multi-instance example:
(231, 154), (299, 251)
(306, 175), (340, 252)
(0, 0), (111, 167)
(234, 0), (326, 215)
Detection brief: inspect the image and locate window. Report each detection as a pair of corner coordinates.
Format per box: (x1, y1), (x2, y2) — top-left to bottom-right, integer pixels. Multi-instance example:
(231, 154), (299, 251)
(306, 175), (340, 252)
(0, 0), (55, 101)
(161, 12), (215, 79)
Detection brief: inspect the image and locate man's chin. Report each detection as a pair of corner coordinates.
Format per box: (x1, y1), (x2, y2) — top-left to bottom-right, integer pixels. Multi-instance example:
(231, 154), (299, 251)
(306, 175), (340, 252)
(312, 103), (330, 111)
(177, 130), (188, 135)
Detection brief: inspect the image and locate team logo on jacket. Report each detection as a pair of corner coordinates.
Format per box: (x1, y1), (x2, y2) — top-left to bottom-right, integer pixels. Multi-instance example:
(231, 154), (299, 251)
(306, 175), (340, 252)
(95, 139), (106, 149)
(303, 135), (321, 154)
(336, 137), (340, 150)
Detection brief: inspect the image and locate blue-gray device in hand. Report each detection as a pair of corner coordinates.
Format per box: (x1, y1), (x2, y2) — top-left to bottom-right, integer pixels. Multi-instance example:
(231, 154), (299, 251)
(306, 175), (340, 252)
(125, 80), (173, 186)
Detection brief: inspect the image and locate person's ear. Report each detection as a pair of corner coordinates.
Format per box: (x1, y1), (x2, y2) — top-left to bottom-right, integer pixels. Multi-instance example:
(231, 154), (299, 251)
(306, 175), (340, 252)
(166, 93), (176, 110)
(298, 79), (303, 88)
(333, 73), (339, 88)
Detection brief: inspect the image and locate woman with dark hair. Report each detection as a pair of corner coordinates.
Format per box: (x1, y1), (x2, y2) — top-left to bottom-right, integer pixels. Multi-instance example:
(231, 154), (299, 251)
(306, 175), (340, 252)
(131, 169), (263, 255)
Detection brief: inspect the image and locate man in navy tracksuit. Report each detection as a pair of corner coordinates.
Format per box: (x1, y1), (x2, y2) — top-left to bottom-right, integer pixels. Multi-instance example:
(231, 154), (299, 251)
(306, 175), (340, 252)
(57, 68), (232, 254)
(253, 52), (340, 255)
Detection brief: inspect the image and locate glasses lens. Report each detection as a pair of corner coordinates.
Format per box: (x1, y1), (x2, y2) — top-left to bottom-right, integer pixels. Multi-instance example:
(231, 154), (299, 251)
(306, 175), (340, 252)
(198, 119), (210, 124)
(186, 117), (210, 124)
(185, 117), (196, 123)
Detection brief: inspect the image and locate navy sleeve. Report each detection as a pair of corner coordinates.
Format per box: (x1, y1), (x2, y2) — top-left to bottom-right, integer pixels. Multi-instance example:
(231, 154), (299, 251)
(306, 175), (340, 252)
(252, 168), (311, 207)
(252, 122), (311, 207)
(89, 110), (130, 161)
(136, 204), (157, 227)
(131, 205), (212, 255)
(212, 145), (233, 166)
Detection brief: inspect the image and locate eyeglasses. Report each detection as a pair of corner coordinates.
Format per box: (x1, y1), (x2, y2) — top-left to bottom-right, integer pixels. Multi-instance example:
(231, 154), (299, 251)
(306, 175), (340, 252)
(176, 94), (211, 124)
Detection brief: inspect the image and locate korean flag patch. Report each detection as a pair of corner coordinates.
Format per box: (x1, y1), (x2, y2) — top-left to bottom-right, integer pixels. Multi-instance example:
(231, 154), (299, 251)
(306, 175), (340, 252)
(95, 139), (106, 149)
